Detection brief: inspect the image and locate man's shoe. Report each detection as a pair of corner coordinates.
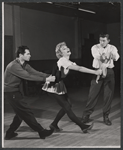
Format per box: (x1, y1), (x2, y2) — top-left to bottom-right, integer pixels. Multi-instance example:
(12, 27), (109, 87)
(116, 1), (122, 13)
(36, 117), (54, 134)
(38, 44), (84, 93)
(38, 128), (54, 139)
(5, 132), (18, 140)
(103, 117), (112, 126)
(81, 115), (90, 123)
(49, 124), (63, 132)
(82, 122), (94, 133)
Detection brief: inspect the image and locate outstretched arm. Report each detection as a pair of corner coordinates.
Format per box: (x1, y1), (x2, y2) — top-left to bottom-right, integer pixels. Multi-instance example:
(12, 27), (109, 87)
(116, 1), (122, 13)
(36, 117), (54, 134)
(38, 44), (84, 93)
(10, 63), (55, 82)
(68, 65), (102, 75)
(25, 64), (49, 77)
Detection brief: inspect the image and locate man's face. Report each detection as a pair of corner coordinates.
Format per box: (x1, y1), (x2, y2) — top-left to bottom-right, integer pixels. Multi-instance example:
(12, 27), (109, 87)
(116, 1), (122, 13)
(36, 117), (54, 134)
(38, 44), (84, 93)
(99, 37), (110, 48)
(60, 45), (71, 57)
(22, 49), (31, 61)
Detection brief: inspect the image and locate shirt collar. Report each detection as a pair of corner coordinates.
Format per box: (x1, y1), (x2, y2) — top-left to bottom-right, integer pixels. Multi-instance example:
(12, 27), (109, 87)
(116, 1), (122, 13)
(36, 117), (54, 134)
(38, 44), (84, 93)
(99, 44), (109, 49)
(15, 58), (26, 68)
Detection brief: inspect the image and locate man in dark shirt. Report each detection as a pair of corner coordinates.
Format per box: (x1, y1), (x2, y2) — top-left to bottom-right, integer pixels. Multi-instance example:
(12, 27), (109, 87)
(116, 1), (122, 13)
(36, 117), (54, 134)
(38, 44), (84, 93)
(4, 46), (55, 140)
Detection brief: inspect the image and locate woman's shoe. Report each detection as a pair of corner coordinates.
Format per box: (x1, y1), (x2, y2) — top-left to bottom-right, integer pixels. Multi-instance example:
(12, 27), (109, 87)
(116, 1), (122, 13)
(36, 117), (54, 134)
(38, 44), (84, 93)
(49, 124), (63, 132)
(82, 122), (94, 133)
(38, 128), (54, 139)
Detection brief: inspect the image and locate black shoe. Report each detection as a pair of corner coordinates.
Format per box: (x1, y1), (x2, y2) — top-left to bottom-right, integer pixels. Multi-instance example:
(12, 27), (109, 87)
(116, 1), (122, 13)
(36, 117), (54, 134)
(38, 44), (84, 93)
(82, 122), (94, 133)
(38, 128), (54, 139)
(5, 132), (18, 140)
(81, 115), (90, 123)
(103, 117), (112, 126)
(49, 124), (63, 132)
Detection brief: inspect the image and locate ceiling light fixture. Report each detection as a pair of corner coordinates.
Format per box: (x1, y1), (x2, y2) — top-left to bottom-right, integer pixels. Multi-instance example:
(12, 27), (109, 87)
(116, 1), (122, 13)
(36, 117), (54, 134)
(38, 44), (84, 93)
(46, 2), (53, 4)
(78, 8), (96, 14)
(54, 3), (76, 9)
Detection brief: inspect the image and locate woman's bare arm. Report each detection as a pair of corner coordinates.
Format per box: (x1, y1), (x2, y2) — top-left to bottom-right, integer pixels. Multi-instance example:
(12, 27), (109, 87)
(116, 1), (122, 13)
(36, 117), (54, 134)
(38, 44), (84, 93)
(68, 65), (102, 75)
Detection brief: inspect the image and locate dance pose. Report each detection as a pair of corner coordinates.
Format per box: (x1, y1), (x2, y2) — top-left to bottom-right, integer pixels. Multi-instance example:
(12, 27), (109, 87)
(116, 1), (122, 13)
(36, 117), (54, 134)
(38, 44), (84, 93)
(4, 46), (55, 140)
(42, 42), (102, 133)
(81, 34), (120, 125)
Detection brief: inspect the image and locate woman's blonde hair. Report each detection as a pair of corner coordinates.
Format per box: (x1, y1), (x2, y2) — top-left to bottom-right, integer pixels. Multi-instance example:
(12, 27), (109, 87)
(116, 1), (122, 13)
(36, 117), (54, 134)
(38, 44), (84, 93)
(55, 42), (66, 59)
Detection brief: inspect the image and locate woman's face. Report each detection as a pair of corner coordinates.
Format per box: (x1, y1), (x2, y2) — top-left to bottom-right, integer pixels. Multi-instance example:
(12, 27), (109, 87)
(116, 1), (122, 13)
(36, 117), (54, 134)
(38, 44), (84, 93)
(60, 45), (71, 57)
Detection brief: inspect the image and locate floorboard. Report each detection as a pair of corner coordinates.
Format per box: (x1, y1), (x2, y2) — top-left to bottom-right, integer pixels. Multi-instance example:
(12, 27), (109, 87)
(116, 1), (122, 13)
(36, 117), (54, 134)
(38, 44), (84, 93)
(3, 87), (121, 148)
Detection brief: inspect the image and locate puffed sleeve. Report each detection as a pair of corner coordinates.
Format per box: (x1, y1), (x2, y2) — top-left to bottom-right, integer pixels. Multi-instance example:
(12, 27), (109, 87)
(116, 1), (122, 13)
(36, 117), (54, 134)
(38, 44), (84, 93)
(57, 57), (76, 70)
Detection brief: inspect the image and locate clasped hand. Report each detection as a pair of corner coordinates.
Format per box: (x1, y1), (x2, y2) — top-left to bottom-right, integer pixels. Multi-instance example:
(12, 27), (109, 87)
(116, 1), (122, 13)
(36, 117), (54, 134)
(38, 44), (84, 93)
(46, 75), (56, 82)
(100, 52), (114, 61)
(95, 69), (102, 75)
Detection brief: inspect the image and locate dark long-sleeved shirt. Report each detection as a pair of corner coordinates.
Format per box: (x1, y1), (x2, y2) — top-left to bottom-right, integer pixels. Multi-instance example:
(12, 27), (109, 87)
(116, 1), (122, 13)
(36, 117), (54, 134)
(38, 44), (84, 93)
(4, 58), (49, 92)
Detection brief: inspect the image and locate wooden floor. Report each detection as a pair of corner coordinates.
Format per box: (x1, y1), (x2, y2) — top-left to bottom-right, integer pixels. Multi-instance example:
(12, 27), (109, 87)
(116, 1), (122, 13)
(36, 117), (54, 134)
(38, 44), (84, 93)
(3, 87), (121, 148)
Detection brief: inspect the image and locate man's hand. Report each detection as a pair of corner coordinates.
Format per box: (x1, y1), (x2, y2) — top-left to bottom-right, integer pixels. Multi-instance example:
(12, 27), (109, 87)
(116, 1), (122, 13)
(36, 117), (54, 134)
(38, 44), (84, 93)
(100, 53), (106, 62)
(109, 52), (116, 60)
(95, 69), (102, 75)
(46, 75), (55, 82)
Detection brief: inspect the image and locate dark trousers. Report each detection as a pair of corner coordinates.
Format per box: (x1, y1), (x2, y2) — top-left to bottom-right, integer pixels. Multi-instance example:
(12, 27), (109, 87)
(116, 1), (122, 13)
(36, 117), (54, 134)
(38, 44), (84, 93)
(4, 91), (44, 133)
(83, 68), (115, 117)
(48, 93), (88, 130)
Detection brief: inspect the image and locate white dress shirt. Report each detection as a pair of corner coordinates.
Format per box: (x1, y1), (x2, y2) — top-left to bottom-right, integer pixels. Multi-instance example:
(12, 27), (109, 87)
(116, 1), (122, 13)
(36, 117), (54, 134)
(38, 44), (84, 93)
(91, 44), (120, 68)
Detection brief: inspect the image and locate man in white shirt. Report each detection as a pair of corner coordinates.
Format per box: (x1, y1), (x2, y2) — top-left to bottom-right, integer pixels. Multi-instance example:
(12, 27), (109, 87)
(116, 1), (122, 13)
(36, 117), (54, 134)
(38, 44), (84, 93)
(81, 34), (120, 126)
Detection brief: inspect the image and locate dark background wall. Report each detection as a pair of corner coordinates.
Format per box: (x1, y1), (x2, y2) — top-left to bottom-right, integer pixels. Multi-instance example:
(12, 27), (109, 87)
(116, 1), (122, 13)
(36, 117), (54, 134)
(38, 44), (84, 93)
(20, 7), (79, 60)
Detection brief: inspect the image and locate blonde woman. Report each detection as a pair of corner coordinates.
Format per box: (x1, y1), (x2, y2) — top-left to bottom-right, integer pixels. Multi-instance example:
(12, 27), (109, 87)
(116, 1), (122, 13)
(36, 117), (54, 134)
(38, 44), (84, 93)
(42, 42), (102, 133)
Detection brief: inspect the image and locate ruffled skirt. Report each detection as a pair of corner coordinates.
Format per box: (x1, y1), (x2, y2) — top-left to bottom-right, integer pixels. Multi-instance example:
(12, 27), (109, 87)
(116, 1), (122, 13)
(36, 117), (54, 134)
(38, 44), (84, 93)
(42, 81), (67, 95)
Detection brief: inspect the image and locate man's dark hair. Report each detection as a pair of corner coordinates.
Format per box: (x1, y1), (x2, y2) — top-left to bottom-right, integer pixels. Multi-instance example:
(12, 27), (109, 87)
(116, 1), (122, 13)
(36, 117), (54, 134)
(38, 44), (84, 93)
(99, 34), (110, 40)
(16, 46), (29, 58)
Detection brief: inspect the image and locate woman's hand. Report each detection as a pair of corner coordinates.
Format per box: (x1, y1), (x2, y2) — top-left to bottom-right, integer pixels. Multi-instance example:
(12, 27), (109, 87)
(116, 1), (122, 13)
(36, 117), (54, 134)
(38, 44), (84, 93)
(95, 69), (102, 75)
